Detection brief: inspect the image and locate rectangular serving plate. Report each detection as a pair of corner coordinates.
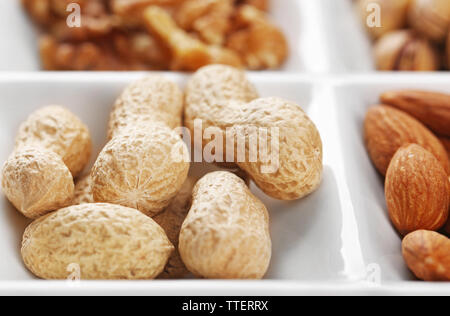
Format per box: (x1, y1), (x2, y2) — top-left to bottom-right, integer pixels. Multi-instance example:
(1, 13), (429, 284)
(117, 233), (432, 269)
(0, 72), (448, 295)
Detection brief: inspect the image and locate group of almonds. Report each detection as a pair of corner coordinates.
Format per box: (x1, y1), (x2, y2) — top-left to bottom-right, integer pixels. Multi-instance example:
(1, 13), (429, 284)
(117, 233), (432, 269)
(356, 0), (450, 71)
(364, 90), (450, 281)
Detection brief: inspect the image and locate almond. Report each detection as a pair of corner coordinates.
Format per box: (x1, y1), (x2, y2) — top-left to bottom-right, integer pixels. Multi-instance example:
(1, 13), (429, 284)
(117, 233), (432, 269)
(439, 137), (450, 236)
(385, 144), (449, 236)
(446, 218), (450, 236)
(364, 105), (450, 175)
(438, 137), (450, 237)
(439, 136), (450, 160)
(380, 90), (450, 137)
(402, 230), (450, 281)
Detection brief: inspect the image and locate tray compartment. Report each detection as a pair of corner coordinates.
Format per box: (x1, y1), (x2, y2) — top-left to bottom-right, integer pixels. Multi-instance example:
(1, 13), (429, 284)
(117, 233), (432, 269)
(0, 0), (332, 73)
(332, 75), (450, 282)
(0, 74), (351, 282)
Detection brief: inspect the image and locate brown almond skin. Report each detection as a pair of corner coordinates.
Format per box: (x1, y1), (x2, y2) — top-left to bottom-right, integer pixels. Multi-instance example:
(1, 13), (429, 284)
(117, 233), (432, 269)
(381, 90), (450, 137)
(402, 230), (450, 281)
(385, 144), (449, 236)
(446, 218), (450, 236)
(447, 30), (450, 70)
(440, 137), (450, 159)
(444, 138), (450, 235)
(446, 173), (450, 236)
(364, 105), (450, 176)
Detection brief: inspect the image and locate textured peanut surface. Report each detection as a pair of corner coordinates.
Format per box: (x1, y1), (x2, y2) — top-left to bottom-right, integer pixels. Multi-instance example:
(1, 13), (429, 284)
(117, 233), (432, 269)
(385, 144), (449, 235)
(92, 128), (190, 217)
(73, 174), (94, 205)
(107, 76), (184, 140)
(402, 230), (450, 281)
(15, 105), (92, 177)
(154, 176), (197, 279)
(364, 105), (450, 175)
(185, 65), (323, 200)
(179, 171), (271, 279)
(22, 203), (174, 280)
(93, 76), (190, 217)
(1, 147), (74, 219)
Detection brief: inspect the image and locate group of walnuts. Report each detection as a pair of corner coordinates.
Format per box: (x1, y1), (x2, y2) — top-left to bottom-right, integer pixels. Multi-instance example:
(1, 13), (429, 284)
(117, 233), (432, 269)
(21, 0), (288, 71)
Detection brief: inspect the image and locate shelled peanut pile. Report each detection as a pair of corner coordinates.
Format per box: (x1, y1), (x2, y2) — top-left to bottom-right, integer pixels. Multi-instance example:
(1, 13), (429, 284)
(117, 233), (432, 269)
(21, 0), (288, 71)
(356, 0), (450, 71)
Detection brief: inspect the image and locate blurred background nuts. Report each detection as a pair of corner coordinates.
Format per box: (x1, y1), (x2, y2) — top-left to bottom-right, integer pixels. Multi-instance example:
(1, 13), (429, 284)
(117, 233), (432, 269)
(374, 30), (440, 71)
(408, 0), (450, 44)
(357, 0), (411, 39)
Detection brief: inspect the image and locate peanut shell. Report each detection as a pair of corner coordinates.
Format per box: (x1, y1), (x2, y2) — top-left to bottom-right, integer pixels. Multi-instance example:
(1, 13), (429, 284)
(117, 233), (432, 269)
(107, 76), (184, 140)
(185, 65), (323, 200)
(72, 174), (94, 205)
(15, 105), (92, 177)
(92, 127), (190, 217)
(179, 171), (271, 279)
(22, 203), (174, 280)
(2, 147), (74, 219)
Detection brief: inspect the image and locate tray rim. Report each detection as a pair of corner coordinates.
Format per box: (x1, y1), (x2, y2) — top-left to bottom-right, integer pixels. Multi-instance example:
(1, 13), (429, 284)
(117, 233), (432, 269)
(0, 280), (449, 296)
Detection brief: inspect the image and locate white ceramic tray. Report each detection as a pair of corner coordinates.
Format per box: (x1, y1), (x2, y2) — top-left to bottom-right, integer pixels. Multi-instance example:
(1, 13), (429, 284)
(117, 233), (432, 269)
(0, 72), (449, 296)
